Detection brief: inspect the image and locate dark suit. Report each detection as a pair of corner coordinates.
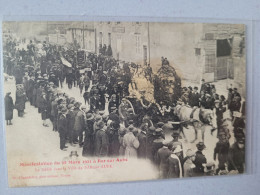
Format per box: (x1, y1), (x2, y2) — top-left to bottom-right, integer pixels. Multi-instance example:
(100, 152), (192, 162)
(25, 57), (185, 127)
(193, 151), (207, 176)
(189, 92), (200, 107)
(137, 131), (147, 159)
(58, 114), (67, 149)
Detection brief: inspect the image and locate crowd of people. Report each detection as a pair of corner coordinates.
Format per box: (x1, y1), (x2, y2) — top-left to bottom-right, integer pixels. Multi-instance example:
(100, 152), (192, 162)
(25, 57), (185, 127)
(4, 38), (246, 178)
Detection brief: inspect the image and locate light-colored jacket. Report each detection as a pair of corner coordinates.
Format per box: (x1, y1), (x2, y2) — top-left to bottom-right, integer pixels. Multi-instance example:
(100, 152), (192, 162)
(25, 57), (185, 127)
(123, 132), (139, 158)
(183, 159), (195, 177)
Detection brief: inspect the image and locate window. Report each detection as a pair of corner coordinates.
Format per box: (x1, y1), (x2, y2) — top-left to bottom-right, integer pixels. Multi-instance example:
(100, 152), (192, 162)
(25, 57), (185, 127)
(135, 35), (141, 54)
(205, 33), (214, 40)
(205, 54), (215, 73)
(195, 48), (201, 56)
(217, 39), (231, 57)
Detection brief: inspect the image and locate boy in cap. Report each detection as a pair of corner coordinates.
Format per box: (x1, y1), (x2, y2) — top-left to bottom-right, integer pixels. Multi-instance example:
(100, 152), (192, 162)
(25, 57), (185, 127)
(214, 131), (230, 174)
(193, 142), (207, 176)
(212, 99), (226, 136)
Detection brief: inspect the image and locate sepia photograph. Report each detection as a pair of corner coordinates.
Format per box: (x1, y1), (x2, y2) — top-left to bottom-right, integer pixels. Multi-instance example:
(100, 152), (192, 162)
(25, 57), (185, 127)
(2, 21), (246, 187)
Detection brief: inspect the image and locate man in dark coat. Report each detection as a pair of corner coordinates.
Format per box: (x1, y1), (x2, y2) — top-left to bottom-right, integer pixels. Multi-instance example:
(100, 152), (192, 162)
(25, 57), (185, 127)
(82, 113), (95, 156)
(155, 141), (172, 179)
(146, 126), (156, 162)
(151, 128), (165, 165)
(66, 104), (75, 144)
(189, 87), (200, 107)
(15, 85), (27, 117)
(107, 121), (120, 156)
(5, 92), (14, 125)
(58, 108), (68, 151)
(211, 100), (226, 136)
(228, 133), (245, 173)
(214, 131), (230, 173)
(73, 102), (85, 146)
(27, 76), (35, 105)
(94, 121), (109, 157)
(193, 142), (207, 176)
(137, 127), (147, 159)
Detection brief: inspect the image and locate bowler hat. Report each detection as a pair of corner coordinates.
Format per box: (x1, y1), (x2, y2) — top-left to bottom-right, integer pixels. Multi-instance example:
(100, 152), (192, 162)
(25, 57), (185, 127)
(157, 122), (165, 128)
(173, 145), (183, 154)
(196, 142), (206, 150)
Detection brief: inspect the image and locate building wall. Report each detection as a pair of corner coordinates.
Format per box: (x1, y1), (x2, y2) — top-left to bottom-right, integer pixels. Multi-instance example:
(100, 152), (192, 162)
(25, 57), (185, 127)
(149, 22), (204, 82)
(95, 22), (204, 82)
(94, 22), (149, 63)
(200, 23), (246, 97)
(66, 28), (95, 52)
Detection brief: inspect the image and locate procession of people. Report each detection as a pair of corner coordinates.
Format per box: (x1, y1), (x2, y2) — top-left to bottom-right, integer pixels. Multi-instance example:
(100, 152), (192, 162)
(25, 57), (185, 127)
(3, 37), (246, 179)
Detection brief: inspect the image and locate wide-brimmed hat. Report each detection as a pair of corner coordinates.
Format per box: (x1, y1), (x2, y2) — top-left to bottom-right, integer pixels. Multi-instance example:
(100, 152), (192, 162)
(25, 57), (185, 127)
(173, 145), (183, 154)
(95, 115), (102, 121)
(119, 128), (127, 135)
(61, 107), (67, 113)
(148, 126), (156, 133)
(99, 110), (105, 116)
(86, 113), (94, 121)
(67, 104), (74, 110)
(196, 142), (206, 150)
(203, 162), (215, 172)
(96, 121), (105, 130)
(127, 108), (134, 113)
(186, 149), (196, 157)
(128, 125), (135, 132)
(154, 128), (163, 136)
(74, 101), (82, 108)
(81, 105), (87, 110)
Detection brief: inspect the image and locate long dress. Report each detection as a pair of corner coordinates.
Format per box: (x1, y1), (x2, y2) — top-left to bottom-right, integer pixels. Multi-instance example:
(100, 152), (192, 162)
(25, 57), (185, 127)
(5, 95), (14, 120)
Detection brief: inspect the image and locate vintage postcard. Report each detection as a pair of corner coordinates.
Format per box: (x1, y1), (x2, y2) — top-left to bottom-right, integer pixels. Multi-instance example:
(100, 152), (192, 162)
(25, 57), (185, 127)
(2, 21), (246, 187)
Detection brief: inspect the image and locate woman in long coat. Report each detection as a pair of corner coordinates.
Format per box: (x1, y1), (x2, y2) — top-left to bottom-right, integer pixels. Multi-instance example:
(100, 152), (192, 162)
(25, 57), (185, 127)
(5, 92), (14, 125)
(82, 113), (95, 157)
(122, 126), (140, 158)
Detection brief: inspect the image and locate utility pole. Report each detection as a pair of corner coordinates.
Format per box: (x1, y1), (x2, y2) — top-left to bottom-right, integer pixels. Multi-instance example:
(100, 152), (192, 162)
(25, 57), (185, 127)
(148, 22), (151, 65)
